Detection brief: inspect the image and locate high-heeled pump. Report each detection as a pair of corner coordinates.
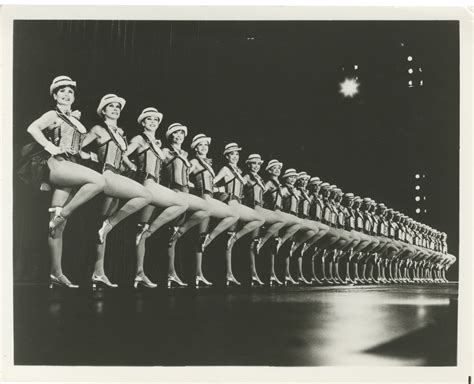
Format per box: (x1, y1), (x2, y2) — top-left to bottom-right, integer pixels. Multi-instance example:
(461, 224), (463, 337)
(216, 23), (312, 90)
(285, 275), (299, 286)
(49, 274), (79, 289)
(251, 276), (264, 287)
(48, 207), (67, 238)
(92, 274), (118, 289)
(297, 276), (312, 286)
(225, 276), (241, 287)
(269, 275), (283, 287)
(167, 274), (188, 288)
(135, 223), (150, 246)
(198, 234), (211, 253)
(98, 219), (113, 244)
(195, 275), (213, 288)
(133, 274), (157, 289)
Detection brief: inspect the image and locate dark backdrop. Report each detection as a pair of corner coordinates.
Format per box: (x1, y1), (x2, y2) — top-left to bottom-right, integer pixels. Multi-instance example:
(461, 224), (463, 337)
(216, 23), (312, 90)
(13, 20), (459, 283)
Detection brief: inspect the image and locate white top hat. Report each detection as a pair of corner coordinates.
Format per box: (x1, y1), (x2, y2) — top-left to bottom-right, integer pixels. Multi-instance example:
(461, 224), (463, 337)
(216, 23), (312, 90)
(137, 107), (163, 125)
(344, 192), (355, 198)
(50, 75), (76, 95)
(166, 123), (188, 139)
(265, 159), (283, 172)
(296, 171), (310, 180)
(320, 182), (330, 188)
(308, 177), (321, 186)
(191, 133), (211, 149)
(223, 143), (242, 155)
(97, 94), (126, 116)
(246, 154), (264, 164)
(282, 168), (298, 179)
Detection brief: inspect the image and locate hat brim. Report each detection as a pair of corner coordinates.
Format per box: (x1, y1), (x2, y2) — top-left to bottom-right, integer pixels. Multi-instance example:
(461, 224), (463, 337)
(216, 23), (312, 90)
(97, 96), (126, 117)
(265, 162), (283, 171)
(138, 111), (164, 125)
(50, 80), (77, 95)
(223, 147), (242, 155)
(166, 126), (188, 139)
(282, 173), (298, 179)
(191, 137), (212, 149)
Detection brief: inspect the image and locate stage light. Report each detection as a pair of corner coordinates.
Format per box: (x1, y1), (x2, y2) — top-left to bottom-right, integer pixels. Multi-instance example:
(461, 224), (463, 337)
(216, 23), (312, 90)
(400, 42), (405, 47)
(408, 80), (413, 86)
(415, 196), (421, 202)
(408, 68), (414, 74)
(420, 80), (424, 86)
(418, 67), (423, 72)
(415, 174), (420, 179)
(423, 196), (426, 200)
(424, 209), (427, 213)
(416, 208), (421, 214)
(415, 185), (420, 190)
(354, 64), (358, 70)
(339, 78), (359, 98)
(422, 174), (426, 178)
(407, 56), (413, 61)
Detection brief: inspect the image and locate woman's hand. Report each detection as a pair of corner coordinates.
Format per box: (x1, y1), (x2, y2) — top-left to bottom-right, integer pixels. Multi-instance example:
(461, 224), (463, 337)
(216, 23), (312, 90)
(44, 142), (62, 156)
(71, 110), (82, 120)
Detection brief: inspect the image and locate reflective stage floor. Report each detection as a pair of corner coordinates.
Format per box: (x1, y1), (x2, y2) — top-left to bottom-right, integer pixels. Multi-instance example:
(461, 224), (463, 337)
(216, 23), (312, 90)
(14, 283), (458, 366)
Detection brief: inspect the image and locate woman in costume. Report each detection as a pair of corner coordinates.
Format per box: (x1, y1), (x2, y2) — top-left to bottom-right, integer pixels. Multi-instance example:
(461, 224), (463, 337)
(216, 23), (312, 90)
(214, 143), (265, 286)
(81, 94), (153, 288)
(189, 133), (240, 287)
(242, 154), (286, 286)
(25, 75), (106, 288)
(121, 107), (189, 288)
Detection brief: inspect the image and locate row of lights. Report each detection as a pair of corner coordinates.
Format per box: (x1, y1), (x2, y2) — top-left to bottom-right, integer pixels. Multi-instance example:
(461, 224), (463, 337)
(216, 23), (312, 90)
(414, 173), (427, 215)
(407, 55), (424, 88)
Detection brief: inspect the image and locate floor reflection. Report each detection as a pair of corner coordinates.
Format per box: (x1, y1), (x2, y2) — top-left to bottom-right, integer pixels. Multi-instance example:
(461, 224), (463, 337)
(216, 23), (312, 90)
(14, 284), (457, 366)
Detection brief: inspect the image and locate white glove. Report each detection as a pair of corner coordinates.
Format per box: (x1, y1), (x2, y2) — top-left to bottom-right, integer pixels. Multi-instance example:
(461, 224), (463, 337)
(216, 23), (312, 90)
(90, 152), (99, 163)
(44, 142), (62, 156)
(71, 110), (81, 120)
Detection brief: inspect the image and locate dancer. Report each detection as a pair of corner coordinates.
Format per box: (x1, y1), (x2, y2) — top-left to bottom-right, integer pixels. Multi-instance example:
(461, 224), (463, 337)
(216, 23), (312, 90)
(214, 143), (265, 286)
(121, 107), (189, 288)
(81, 94), (153, 288)
(242, 154), (286, 286)
(25, 76), (106, 288)
(161, 124), (215, 287)
(189, 133), (240, 287)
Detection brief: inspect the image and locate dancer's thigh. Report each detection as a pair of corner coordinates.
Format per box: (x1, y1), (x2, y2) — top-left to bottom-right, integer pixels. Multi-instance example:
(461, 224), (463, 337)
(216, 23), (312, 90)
(144, 180), (187, 208)
(49, 157), (104, 188)
(255, 206), (283, 225)
(205, 196), (238, 219)
(229, 200), (262, 222)
(176, 191), (209, 212)
(103, 171), (150, 200)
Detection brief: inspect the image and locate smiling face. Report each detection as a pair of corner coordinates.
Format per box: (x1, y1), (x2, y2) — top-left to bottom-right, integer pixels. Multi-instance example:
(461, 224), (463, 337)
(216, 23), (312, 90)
(196, 141), (209, 156)
(53, 86), (75, 107)
(296, 178), (309, 188)
(248, 161), (261, 173)
(102, 102), (121, 120)
(226, 150), (240, 165)
(285, 175), (297, 186)
(142, 115), (160, 132)
(170, 129), (186, 145)
(268, 165), (282, 177)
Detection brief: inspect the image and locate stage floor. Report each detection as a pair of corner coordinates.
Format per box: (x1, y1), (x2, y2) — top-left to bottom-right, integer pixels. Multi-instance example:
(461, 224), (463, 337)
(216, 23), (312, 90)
(13, 283), (458, 366)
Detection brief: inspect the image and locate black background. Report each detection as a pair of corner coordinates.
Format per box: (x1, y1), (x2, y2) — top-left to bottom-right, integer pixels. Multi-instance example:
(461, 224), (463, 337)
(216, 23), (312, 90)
(13, 20), (459, 283)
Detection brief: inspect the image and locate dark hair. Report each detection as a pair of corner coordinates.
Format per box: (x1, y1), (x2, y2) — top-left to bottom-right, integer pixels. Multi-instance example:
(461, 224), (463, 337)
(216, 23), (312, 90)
(52, 84), (76, 97)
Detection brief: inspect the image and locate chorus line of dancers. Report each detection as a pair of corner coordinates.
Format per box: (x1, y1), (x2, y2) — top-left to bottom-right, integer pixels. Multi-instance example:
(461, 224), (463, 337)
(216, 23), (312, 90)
(19, 75), (456, 289)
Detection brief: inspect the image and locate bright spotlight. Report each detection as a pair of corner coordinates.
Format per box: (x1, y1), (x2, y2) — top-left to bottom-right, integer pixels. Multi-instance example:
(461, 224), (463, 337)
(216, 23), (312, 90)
(408, 68), (414, 74)
(416, 208), (421, 214)
(420, 80), (424, 86)
(354, 64), (358, 70)
(407, 56), (413, 61)
(415, 196), (421, 202)
(415, 174), (420, 179)
(415, 185), (420, 190)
